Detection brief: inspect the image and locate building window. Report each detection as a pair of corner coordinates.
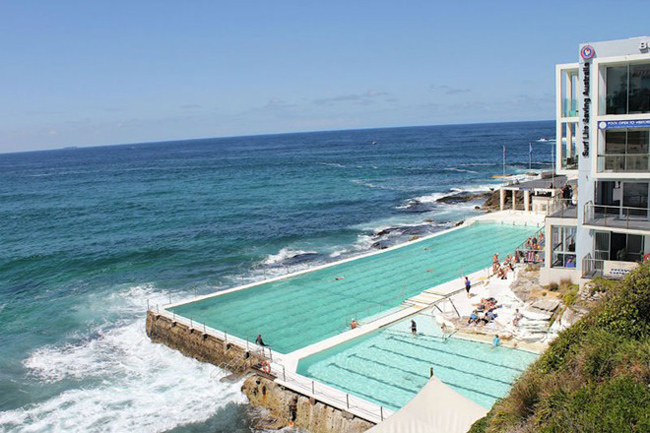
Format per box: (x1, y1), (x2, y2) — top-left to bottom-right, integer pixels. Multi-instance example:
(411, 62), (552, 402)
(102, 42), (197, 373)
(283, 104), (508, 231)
(594, 231), (645, 262)
(551, 226), (576, 268)
(600, 129), (650, 172)
(604, 62), (650, 115)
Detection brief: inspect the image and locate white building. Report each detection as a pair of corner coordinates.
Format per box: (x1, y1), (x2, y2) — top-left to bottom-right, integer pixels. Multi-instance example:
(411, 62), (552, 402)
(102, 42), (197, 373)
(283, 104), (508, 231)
(541, 36), (650, 285)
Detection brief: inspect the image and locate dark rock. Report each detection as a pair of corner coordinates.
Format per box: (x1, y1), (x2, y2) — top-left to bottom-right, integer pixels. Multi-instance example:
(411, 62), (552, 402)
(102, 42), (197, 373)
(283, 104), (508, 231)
(436, 192), (491, 204)
(374, 228), (393, 237)
(283, 252), (319, 266)
(371, 240), (393, 249)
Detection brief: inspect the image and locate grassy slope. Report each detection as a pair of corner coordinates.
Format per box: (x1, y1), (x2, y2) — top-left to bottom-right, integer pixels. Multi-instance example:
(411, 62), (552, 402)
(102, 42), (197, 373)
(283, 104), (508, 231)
(470, 264), (650, 433)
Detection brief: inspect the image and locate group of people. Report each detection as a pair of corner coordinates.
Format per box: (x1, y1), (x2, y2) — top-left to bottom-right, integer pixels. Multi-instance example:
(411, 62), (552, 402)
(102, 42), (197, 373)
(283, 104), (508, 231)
(467, 297), (502, 326)
(517, 232), (545, 264)
(492, 253), (515, 280)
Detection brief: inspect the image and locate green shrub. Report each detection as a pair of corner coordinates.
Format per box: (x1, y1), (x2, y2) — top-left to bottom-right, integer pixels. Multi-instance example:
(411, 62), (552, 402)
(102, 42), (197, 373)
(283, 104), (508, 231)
(478, 262), (650, 432)
(561, 285), (579, 306)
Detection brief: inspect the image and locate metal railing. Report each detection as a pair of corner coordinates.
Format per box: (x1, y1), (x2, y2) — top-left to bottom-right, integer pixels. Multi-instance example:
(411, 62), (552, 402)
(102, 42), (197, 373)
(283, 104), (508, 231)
(582, 253), (604, 278)
(546, 197), (577, 218)
(597, 154), (650, 173)
(148, 303), (390, 424)
(584, 201), (650, 229)
(257, 358), (391, 423)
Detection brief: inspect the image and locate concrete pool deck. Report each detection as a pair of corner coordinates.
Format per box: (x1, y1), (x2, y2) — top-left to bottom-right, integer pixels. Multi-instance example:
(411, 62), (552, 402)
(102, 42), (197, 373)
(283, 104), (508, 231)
(147, 210), (545, 428)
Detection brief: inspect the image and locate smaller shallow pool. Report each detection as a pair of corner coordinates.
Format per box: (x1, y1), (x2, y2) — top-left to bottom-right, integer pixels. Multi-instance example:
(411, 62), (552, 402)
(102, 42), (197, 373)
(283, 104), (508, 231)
(297, 314), (538, 410)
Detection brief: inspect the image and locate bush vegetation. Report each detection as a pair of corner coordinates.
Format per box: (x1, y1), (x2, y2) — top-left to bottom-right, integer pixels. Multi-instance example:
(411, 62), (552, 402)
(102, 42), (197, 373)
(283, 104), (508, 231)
(469, 263), (650, 433)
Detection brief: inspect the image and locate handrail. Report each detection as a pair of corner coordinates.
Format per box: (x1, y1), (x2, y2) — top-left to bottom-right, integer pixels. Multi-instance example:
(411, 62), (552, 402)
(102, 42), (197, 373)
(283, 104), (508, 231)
(149, 305), (389, 423)
(584, 201), (650, 229)
(546, 197), (577, 218)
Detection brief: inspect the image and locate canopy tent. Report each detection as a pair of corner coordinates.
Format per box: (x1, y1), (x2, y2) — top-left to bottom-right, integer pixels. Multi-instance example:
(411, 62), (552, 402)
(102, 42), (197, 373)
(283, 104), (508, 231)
(368, 377), (488, 433)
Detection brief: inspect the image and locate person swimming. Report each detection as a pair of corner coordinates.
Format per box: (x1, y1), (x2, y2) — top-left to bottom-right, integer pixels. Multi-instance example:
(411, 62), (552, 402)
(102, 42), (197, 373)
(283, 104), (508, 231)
(350, 318), (359, 329)
(410, 319), (417, 335)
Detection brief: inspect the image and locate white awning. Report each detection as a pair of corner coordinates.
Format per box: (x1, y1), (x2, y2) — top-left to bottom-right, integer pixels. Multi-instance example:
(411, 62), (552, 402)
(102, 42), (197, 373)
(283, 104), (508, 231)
(367, 377), (488, 433)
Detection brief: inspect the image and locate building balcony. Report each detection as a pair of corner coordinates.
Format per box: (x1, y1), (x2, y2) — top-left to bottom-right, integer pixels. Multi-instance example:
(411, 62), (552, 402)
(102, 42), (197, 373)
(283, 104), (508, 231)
(584, 202), (650, 232)
(547, 198), (577, 219)
(582, 254), (639, 279)
(597, 154), (650, 173)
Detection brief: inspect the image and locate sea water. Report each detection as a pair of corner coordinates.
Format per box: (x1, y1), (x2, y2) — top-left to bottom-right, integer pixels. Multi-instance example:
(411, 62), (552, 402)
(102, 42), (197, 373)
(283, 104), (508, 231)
(0, 121), (553, 432)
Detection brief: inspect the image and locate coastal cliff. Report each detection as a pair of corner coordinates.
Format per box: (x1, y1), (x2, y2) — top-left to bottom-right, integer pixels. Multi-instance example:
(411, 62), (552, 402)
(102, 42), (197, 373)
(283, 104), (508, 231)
(242, 376), (374, 433)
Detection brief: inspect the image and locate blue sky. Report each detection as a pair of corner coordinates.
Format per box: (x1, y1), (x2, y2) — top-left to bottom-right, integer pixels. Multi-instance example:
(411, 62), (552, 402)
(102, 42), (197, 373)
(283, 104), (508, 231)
(1, 1), (649, 152)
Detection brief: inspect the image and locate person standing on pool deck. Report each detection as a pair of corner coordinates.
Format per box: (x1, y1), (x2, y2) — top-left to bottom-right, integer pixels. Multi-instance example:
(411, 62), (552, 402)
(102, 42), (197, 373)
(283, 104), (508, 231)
(464, 276), (471, 298)
(410, 319), (417, 335)
(255, 334), (265, 346)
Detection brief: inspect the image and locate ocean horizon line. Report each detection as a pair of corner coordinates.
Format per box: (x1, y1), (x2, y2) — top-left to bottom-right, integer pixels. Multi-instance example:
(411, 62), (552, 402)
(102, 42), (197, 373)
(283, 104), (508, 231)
(0, 119), (554, 156)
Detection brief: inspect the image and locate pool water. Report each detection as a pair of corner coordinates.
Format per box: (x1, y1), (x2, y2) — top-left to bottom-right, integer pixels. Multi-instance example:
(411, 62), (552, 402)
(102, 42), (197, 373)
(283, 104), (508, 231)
(170, 222), (538, 353)
(297, 316), (538, 410)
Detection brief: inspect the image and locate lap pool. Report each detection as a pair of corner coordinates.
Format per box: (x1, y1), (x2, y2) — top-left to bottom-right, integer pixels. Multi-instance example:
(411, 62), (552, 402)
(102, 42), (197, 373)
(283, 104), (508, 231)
(297, 315), (539, 410)
(169, 222), (538, 353)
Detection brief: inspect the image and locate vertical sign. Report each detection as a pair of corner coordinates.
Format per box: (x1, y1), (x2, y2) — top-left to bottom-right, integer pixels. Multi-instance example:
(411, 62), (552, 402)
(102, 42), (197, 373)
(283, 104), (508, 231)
(580, 45), (595, 157)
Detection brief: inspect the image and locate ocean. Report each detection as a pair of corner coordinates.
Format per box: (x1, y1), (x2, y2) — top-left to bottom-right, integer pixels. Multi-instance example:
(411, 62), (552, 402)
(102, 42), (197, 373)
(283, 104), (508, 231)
(0, 121), (554, 432)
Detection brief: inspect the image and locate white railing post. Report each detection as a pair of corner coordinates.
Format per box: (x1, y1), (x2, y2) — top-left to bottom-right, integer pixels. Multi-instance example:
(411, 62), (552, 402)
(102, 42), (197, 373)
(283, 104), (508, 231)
(380, 406), (384, 421)
(311, 380), (315, 395)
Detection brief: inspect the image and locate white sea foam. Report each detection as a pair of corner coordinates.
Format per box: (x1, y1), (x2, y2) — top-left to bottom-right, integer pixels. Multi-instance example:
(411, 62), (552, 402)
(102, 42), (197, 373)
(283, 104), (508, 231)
(0, 286), (247, 433)
(350, 179), (399, 190)
(263, 248), (318, 266)
(443, 167), (479, 174)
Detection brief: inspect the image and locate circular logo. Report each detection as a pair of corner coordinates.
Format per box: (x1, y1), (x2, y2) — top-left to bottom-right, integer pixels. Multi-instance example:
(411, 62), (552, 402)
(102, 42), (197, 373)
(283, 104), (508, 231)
(599, 121), (607, 130)
(581, 45), (595, 60)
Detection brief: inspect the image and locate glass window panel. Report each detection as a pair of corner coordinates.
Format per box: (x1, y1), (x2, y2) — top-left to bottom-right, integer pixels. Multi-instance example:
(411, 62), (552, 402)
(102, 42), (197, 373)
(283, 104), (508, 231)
(627, 234), (644, 255)
(605, 131), (626, 153)
(628, 63), (650, 114)
(606, 66), (628, 114)
(594, 231), (610, 255)
(627, 130), (649, 154)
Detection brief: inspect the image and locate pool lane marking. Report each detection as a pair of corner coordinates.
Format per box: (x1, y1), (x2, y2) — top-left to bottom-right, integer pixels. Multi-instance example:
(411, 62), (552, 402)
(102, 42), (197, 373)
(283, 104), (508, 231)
(172, 223), (532, 318)
(352, 351), (513, 387)
(324, 360), (502, 401)
(384, 335), (527, 372)
(302, 374), (401, 411)
(171, 225), (538, 350)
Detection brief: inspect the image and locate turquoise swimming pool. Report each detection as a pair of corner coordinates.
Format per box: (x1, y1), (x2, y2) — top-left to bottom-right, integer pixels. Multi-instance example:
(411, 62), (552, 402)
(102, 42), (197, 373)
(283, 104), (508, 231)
(170, 222), (538, 353)
(297, 315), (538, 410)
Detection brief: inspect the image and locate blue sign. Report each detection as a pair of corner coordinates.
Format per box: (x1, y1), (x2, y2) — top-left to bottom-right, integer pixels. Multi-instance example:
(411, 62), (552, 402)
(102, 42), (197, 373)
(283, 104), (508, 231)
(598, 119), (650, 130)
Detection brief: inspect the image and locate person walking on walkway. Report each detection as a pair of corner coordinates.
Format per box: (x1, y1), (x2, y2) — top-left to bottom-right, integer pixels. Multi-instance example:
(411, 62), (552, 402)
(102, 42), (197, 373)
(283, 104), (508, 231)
(464, 276), (471, 298)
